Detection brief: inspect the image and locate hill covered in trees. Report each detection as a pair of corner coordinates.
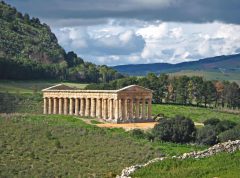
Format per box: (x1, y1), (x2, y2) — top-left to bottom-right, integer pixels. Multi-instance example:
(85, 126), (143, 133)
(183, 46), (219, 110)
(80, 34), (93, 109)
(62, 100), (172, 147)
(113, 53), (240, 76)
(0, 1), (123, 82)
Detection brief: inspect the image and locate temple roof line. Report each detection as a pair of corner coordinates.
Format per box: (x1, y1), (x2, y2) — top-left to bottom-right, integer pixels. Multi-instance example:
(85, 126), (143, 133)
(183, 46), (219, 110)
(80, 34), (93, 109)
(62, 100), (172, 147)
(42, 84), (152, 93)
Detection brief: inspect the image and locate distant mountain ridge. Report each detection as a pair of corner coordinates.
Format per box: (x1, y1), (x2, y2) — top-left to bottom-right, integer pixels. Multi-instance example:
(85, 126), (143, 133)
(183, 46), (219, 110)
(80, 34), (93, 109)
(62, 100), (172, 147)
(113, 54), (240, 76)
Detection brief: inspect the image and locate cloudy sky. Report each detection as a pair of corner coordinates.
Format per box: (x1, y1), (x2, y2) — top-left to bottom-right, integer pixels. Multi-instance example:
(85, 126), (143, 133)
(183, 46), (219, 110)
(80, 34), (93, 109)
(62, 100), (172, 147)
(5, 0), (240, 66)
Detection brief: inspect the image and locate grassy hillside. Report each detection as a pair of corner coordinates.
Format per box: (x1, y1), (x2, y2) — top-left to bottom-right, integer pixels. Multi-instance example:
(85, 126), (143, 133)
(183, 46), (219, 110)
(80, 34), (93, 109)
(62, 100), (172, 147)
(0, 114), (203, 177)
(152, 104), (240, 123)
(169, 70), (240, 85)
(133, 151), (240, 178)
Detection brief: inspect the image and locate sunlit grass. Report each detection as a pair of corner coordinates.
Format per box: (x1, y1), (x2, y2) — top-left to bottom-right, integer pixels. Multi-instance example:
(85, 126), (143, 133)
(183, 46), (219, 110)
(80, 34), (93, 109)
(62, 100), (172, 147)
(0, 114), (203, 177)
(133, 151), (240, 178)
(152, 104), (240, 123)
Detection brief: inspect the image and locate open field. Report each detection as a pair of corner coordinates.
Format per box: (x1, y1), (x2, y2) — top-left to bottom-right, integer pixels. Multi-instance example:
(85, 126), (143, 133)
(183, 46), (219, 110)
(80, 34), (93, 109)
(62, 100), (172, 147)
(0, 80), (88, 93)
(152, 104), (240, 123)
(0, 114), (204, 177)
(169, 70), (240, 85)
(133, 151), (240, 178)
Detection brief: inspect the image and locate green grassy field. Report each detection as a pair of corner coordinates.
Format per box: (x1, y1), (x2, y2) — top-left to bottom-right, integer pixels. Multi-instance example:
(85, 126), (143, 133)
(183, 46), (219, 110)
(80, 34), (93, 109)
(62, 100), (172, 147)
(152, 104), (240, 123)
(169, 70), (240, 85)
(0, 114), (203, 177)
(133, 151), (240, 178)
(0, 80), (239, 177)
(0, 80), (88, 93)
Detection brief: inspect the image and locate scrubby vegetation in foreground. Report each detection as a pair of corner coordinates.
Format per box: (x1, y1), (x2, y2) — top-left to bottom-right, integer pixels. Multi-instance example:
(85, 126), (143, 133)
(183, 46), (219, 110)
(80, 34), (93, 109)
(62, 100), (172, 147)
(133, 151), (240, 178)
(0, 114), (202, 177)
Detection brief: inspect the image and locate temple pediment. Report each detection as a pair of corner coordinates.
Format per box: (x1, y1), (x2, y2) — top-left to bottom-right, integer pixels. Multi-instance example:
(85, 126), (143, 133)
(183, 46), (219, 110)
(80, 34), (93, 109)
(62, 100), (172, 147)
(42, 84), (75, 91)
(117, 85), (152, 93)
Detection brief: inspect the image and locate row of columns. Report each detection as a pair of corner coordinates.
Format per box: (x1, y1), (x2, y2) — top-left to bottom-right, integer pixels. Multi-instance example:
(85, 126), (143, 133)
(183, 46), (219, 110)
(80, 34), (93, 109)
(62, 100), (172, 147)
(44, 97), (152, 121)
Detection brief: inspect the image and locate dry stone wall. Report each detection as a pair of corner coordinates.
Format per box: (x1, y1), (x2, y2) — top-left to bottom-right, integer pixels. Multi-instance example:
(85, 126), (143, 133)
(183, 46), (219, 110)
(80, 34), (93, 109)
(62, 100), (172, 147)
(117, 140), (240, 178)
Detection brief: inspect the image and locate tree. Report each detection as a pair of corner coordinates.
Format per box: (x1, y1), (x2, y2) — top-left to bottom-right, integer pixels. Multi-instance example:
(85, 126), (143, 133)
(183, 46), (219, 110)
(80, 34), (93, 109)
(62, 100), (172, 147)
(214, 81), (224, 108)
(23, 13), (30, 24)
(65, 51), (84, 67)
(176, 76), (189, 105)
(153, 116), (196, 143)
(218, 126), (240, 142)
(224, 82), (240, 109)
(190, 76), (204, 106)
(215, 120), (237, 134)
(196, 125), (217, 145)
(156, 74), (169, 103)
(202, 81), (216, 107)
(203, 118), (220, 126)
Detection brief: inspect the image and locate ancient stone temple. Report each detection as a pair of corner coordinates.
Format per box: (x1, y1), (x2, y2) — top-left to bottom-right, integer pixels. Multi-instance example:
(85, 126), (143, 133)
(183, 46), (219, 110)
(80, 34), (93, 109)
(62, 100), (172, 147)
(42, 84), (153, 123)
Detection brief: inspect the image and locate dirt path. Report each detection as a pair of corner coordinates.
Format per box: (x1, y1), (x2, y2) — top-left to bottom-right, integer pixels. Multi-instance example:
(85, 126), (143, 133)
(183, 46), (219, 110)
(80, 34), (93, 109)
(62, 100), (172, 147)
(97, 122), (204, 131)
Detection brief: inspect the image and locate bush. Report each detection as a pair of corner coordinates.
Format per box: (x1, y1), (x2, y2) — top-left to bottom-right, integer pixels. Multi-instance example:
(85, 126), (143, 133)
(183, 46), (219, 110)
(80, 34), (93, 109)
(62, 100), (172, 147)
(218, 126), (240, 142)
(215, 120), (237, 134)
(196, 125), (217, 145)
(203, 118), (220, 126)
(153, 116), (196, 143)
(145, 132), (155, 142)
(131, 129), (145, 139)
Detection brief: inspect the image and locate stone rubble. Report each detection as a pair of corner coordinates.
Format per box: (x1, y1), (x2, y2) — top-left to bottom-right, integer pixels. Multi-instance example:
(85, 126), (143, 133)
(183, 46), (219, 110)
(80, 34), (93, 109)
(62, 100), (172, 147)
(116, 140), (240, 178)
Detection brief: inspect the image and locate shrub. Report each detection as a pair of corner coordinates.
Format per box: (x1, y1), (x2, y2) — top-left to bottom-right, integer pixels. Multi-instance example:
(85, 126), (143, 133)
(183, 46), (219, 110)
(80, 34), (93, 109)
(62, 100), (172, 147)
(131, 129), (145, 139)
(215, 120), (237, 134)
(153, 116), (196, 143)
(218, 125), (240, 142)
(196, 125), (217, 145)
(145, 131), (155, 142)
(203, 118), (220, 126)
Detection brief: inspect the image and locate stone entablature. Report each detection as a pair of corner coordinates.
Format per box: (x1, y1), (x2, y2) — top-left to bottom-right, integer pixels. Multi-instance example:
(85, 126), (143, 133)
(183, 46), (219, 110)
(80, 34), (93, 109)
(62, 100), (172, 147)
(42, 84), (153, 123)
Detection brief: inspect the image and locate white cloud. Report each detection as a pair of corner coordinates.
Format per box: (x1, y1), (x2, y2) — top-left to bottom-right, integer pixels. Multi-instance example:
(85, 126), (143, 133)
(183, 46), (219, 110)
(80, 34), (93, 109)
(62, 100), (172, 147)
(137, 23), (168, 40)
(170, 27), (183, 39)
(53, 20), (240, 66)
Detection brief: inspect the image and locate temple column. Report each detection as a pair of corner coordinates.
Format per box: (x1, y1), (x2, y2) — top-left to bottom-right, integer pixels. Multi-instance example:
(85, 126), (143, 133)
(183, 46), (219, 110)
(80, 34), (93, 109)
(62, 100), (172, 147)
(69, 98), (74, 115)
(141, 98), (146, 119)
(118, 99), (123, 120)
(135, 98), (140, 119)
(121, 98), (126, 120)
(129, 98), (133, 119)
(64, 98), (68, 115)
(96, 98), (102, 118)
(115, 99), (119, 121)
(85, 98), (90, 117)
(124, 98), (128, 120)
(59, 98), (63, 114)
(109, 99), (114, 120)
(75, 98), (79, 116)
(148, 98), (152, 119)
(43, 98), (48, 114)
(91, 98), (96, 117)
(48, 97), (52, 114)
(102, 99), (105, 119)
(80, 98), (85, 116)
(103, 99), (108, 120)
(53, 98), (58, 114)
